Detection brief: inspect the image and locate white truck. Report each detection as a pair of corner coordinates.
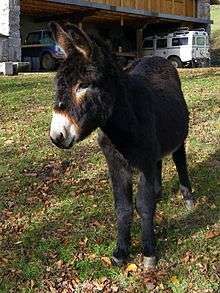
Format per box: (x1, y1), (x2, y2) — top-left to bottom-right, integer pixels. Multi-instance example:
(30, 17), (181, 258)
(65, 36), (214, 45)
(142, 29), (210, 68)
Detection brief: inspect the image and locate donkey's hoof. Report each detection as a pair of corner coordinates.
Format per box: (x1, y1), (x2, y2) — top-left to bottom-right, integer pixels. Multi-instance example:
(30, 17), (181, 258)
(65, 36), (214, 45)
(111, 256), (127, 267)
(143, 256), (156, 270)
(112, 248), (129, 266)
(185, 199), (194, 210)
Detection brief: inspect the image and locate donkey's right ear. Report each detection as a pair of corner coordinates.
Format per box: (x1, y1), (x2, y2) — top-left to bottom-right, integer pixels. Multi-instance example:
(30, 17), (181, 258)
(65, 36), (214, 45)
(49, 22), (74, 57)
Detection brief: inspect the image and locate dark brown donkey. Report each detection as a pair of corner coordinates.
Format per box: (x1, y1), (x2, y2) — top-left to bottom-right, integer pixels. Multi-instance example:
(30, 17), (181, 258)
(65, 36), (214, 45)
(49, 22), (193, 269)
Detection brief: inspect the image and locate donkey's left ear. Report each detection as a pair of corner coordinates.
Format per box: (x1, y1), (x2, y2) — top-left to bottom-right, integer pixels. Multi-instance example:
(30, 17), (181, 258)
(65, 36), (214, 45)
(65, 23), (93, 59)
(49, 22), (74, 57)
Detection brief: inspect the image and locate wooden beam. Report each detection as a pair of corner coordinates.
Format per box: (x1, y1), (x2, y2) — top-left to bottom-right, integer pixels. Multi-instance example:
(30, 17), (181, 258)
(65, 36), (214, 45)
(193, 0), (196, 18)
(148, 0), (151, 11)
(172, 0), (175, 15)
(183, 0), (186, 16)
(135, 0), (137, 10)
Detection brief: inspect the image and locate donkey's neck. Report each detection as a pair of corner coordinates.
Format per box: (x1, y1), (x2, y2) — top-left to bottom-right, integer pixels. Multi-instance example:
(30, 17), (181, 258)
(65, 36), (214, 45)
(101, 73), (140, 147)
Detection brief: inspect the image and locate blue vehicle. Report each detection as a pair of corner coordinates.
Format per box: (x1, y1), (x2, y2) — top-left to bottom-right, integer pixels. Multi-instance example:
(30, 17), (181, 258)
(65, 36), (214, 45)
(22, 30), (65, 71)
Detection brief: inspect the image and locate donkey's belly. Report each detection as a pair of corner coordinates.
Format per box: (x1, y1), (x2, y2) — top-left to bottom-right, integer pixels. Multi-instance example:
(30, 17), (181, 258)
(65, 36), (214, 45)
(155, 98), (189, 157)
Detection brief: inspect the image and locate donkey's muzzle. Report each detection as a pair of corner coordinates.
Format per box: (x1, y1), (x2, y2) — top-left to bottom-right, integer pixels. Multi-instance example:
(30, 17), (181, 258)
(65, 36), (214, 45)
(50, 111), (77, 149)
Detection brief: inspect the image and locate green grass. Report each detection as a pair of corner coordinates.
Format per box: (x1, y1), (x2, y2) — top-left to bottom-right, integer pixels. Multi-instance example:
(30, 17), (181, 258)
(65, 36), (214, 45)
(0, 69), (219, 292)
(211, 5), (220, 34)
(211, 5), (220, 65)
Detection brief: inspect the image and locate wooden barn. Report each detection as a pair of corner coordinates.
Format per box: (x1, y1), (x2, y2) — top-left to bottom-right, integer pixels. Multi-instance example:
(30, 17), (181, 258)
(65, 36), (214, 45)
(0, 0), (211, 73)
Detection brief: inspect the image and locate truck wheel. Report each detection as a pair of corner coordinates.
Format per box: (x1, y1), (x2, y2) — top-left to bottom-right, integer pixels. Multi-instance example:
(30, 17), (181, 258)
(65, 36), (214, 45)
(41, 53), (56, 71)
(168, 56), (183, 68)
(201, 59), (210, 68)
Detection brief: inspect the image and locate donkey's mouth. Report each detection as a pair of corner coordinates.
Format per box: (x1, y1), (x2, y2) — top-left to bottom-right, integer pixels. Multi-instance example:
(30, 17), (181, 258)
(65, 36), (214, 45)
(50, 136), (75, 149)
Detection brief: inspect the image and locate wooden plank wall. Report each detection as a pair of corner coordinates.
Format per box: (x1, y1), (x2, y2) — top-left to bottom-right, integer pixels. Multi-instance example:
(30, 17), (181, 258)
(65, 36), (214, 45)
(89, 0), (197, 17)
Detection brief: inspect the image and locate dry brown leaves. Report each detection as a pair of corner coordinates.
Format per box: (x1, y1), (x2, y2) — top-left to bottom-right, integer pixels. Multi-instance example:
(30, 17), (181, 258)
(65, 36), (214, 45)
(205, 230), (220, 239)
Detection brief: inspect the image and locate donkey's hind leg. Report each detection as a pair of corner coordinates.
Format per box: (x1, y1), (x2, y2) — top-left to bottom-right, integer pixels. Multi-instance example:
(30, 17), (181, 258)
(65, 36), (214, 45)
(98, 132), (133, 266)
(155, 160), (162, 202)
(172, 143), (194, 209)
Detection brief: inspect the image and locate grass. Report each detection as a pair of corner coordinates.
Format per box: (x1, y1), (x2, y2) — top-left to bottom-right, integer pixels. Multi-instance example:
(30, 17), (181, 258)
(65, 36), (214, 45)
(211, 5), (220, 34)
(211, 5), (220, 65)
(0, 69), (220, 292)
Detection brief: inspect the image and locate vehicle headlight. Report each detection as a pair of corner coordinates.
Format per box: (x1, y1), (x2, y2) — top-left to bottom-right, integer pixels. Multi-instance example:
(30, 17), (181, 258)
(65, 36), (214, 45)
(55, 45), (65, 54)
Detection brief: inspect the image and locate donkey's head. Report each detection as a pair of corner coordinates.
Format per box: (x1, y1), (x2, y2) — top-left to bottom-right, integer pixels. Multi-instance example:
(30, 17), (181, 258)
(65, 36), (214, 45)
(49, 22), (117, 149)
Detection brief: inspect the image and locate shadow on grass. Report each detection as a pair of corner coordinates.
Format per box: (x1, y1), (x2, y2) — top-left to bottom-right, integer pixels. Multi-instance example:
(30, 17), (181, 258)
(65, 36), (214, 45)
(155, 148), (220, 256)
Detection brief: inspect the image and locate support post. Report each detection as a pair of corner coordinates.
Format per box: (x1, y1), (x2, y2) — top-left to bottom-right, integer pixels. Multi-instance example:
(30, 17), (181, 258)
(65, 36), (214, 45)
(136, 28), (143, 58)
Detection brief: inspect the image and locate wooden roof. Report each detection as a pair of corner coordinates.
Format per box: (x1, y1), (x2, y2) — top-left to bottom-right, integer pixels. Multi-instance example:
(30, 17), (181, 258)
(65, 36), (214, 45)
(20, 0), (210, 26)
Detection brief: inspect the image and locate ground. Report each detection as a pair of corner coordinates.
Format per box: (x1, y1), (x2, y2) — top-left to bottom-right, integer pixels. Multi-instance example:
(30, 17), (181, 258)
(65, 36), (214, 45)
(0, 68), (219, 292)
(211, 5), (220, 65)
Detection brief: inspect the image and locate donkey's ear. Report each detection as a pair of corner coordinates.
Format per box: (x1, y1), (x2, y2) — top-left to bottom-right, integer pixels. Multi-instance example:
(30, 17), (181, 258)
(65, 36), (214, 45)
(65, 23), (93, 59)
(49, 22), (74, 57)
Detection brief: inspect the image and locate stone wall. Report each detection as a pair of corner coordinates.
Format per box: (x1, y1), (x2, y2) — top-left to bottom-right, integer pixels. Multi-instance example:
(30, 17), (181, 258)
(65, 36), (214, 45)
(0, 0), (21, 62)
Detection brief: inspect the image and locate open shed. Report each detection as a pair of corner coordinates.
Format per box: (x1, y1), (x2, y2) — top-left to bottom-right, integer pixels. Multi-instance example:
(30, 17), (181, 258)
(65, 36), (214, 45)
(0, 0), (211, 72)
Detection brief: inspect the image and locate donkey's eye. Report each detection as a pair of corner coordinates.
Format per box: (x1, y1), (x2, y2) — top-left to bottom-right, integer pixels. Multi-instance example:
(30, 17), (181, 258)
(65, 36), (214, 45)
(78, 83), (90, 90)
(58, 101), (66, 110)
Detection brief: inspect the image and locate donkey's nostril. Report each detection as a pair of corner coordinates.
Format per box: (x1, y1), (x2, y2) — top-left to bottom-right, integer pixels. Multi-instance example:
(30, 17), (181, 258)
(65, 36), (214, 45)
(59, 132), (64, 142)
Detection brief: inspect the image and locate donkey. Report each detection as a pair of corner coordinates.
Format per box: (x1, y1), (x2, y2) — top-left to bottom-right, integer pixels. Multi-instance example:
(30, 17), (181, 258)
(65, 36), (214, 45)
(49, 22), (194, 269)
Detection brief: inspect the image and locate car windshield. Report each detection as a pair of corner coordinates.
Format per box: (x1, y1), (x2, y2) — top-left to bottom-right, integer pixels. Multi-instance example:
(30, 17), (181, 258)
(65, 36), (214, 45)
(26, 32), (41, 44)
(196, 36), (206, 46)
(41, 31), (55, 45)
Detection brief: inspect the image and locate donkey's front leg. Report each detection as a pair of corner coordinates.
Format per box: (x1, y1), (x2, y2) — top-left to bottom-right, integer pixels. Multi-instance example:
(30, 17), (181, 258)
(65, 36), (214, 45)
(98, 134), (133, 265)
(136, 171), (157, 269)
(110, 162), (133, 266)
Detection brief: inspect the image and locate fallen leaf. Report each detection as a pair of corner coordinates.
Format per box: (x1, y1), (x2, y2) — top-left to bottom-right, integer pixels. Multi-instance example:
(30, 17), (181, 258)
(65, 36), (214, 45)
(101, 256), (112, 267)
(111, 285), (119, 292)
(79, 237), (88, 246)
(182, 251), (195, 264)
(158, 283), (165, 289)
(30, 279), (34, 289)
(49, 286), (57, 293)
(170, 275), (180, 286)
(205, 230), (220, 239)
(4, 139), (14, 145)
(155, 212), (164, 224)
(100, 277), (107, 283)
(145, 282), (156, 290)
(71, 277), (80, 287)
(126, 263), (138, 273)
(56, 259), (63, 269)
(88, 253), (96, 260)
(25, 172), (37, 177)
